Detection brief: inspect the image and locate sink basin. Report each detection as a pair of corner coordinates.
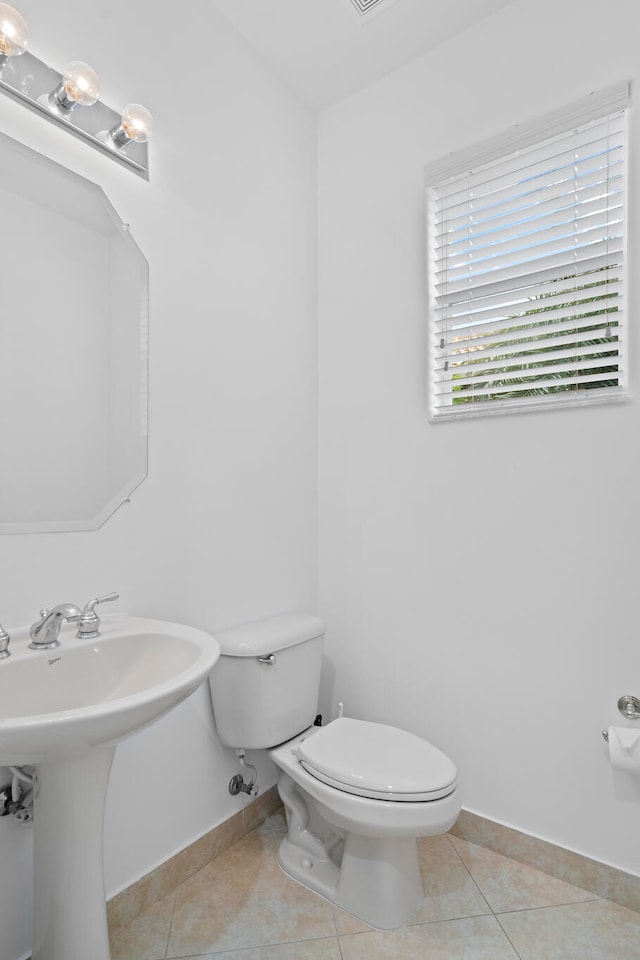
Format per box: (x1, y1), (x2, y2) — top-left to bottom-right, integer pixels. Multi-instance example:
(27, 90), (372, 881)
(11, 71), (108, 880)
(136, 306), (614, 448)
(0, 614), (219, 765)
(0, 614), (219, 764)
(0, 614), (220, 960)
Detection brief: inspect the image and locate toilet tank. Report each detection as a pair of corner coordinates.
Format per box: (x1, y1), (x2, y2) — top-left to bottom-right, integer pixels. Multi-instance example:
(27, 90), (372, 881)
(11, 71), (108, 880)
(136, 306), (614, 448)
(209, 612), (325, 749)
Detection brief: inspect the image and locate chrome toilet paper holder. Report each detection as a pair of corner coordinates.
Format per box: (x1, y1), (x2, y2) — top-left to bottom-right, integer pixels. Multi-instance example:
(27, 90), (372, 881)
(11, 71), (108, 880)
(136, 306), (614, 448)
(601, 695), (640, 742)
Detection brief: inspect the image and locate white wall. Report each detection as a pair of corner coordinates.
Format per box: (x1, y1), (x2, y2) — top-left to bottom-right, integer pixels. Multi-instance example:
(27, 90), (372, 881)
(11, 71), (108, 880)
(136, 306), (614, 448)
(318, 0), (640, 876)
(0, 2), (317, 957)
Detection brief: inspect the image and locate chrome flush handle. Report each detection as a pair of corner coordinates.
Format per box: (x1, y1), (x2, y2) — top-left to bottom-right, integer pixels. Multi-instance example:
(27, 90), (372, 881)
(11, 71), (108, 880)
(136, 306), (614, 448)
(257, 654), (276, 665)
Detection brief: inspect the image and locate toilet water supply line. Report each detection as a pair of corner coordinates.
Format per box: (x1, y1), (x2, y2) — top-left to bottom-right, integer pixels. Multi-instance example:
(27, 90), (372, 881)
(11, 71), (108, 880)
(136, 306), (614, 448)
(0, 766), (35, 823)
(229, 749), (258, 797)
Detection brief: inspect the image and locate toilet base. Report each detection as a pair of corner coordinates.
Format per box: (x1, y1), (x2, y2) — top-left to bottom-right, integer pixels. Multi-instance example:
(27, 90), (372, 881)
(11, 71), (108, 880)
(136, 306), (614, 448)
(272, 730), (460, 929)
(277, 827), (423, 930)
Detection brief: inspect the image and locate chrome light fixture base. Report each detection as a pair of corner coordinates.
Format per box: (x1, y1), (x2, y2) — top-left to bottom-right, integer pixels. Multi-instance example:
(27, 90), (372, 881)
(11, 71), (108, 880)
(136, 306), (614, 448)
(0, 50), (149, 178)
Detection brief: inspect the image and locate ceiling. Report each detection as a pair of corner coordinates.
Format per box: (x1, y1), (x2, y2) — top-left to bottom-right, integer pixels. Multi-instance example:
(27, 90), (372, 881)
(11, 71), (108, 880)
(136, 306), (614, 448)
(209, 0), (516, 111)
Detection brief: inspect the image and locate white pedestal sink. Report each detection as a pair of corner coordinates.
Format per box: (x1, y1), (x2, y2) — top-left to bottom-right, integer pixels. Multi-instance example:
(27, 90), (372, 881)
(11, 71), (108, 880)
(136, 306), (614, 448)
(0, 615), (220, 960)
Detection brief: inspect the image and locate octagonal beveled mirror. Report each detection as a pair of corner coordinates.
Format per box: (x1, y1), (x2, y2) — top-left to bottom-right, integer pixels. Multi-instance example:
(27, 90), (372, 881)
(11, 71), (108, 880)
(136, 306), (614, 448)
(0, 130), (148, 533)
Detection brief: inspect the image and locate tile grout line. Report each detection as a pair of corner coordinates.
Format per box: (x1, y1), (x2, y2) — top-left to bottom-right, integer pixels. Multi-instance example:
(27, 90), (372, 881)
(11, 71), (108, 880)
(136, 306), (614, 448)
(330, 905), (348, 960)
(443, 833), (523, 957)
(162, 890), (177, 960)
(495, 896), (603, 917)
(443, 833), (494, 916)
(182, 934), (345, 958)
(493, 912), (525, 960)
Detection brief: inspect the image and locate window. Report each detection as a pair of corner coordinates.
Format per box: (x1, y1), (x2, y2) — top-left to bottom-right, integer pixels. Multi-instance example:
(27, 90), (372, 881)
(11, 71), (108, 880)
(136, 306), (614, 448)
(425, 83), (628, 421)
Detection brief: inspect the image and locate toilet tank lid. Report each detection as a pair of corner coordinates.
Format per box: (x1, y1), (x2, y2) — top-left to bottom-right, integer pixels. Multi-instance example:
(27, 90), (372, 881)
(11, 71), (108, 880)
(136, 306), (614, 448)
(214, 612), (325, 657)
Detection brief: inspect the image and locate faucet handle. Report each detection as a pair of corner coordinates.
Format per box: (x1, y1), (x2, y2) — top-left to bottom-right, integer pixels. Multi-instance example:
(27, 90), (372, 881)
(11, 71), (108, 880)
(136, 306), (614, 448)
(0, 623), (10, 659)
(76, 592), (119, 639)
(82, 592), (119, 615)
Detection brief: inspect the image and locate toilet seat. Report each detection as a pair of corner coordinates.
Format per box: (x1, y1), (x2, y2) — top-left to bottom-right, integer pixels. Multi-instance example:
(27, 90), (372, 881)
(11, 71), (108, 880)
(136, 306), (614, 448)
(296, 717), (457, 802)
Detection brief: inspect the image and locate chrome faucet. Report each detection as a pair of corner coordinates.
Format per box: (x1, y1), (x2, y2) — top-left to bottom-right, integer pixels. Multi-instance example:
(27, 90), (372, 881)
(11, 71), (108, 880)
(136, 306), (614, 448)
(29, 604), (83, 650)
(0, 623), (10, 659)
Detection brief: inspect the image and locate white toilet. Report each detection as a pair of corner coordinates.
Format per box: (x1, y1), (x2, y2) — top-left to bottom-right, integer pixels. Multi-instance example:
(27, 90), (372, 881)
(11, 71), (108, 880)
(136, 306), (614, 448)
(209, 612), (460, 930)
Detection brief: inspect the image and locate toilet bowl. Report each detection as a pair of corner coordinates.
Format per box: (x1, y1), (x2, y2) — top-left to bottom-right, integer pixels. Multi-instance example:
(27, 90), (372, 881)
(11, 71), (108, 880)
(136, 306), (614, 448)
(270, 717), (460, 929)
(208, 612), (460, 930)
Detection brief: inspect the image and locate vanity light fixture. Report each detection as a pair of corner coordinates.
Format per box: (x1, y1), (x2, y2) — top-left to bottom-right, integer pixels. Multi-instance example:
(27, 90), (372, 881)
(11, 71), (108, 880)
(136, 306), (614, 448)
(0, 3), (152, 178)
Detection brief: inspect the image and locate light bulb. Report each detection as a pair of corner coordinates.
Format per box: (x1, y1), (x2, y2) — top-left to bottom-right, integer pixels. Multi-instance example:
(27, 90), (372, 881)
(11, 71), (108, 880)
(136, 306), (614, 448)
(45, 60), (100, 113)
(0, 3), (28, 63)
(60, 60), (100, 106)
(120, 103), (154, 143)
(104, 103), (154, 150)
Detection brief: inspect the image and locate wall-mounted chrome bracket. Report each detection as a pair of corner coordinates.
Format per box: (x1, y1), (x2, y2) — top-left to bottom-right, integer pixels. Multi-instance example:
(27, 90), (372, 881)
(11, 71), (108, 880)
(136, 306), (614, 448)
(617, 695), (640, 720)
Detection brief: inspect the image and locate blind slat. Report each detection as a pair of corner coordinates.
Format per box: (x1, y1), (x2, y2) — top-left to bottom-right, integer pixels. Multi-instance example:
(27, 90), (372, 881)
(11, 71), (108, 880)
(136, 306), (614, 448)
(444, 281), (623, 329)
(443, 273), (622, 317)
(438, 296), (622, 339)
(438, 238), (623, 296)
(433, 251), (624, 312)
(434, 133), (624, 214)
(435, 321), (622, 367)
(435, 342), (622, 380)
(440, 209), (624, 274)
(433, 370), (623, 404)
(438, 174), (623, 242)
(436, 195), (624, 269)
(436, 353), (621, 391)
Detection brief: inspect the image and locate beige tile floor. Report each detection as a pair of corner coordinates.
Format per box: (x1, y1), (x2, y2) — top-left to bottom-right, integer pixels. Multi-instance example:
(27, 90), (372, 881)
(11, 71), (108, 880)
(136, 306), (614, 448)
(110, 813), (640, 960)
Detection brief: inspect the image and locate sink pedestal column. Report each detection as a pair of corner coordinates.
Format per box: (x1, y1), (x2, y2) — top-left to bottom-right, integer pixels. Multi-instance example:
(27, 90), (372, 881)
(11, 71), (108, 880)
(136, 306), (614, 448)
(32, 746), (115, 960)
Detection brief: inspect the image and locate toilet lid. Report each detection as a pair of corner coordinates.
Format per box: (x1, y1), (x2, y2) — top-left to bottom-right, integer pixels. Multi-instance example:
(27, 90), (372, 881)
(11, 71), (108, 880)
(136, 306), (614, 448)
(296, 717), (457, 802)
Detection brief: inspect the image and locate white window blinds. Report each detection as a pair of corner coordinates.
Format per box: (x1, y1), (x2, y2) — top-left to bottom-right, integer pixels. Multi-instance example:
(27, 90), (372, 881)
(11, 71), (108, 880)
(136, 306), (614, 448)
(426, 84), (628, 420)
